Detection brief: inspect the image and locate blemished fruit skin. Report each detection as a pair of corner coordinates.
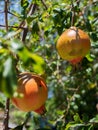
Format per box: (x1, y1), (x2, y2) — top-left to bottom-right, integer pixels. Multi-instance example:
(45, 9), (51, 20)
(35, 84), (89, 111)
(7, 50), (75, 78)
(56, 26), (90, 64)
(11, 72), (48, 115)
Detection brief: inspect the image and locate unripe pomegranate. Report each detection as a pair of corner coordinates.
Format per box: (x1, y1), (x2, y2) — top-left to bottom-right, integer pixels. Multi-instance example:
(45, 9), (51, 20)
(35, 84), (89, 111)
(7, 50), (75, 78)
(11, 72), (48, 115)
(56, 26), (90, 64)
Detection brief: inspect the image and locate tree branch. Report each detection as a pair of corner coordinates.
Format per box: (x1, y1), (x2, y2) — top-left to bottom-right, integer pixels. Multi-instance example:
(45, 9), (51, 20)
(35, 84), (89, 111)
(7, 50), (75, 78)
(3, 1), (10, 130)
(3, 98), (10, 130)
(70, 0), (75, 26)
(21, 3), (38, 42)
(8, 11), (20, 18)
(0, 24), (25, 29)
(41, 0), (48, 10)
(4, 0), (9, 31)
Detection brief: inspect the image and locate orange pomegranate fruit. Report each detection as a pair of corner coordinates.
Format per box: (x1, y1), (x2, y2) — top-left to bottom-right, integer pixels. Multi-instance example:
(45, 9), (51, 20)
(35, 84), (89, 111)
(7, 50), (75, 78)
(11, 72), (48, 115)
(56, 26), (90, 64)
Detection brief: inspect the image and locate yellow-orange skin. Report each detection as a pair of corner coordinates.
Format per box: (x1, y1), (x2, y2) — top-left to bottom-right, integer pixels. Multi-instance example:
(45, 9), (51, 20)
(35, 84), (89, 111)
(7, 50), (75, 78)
(56, 26), (90, 64)
(11, 72), (48, 114)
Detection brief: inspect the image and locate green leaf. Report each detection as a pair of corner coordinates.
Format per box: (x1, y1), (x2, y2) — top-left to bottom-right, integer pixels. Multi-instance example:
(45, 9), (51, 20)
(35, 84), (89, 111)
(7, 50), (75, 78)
(27, 15), (38, 24)
(73, 113), (83, 123)
(10, 39), (23, 53)
(0, 57), (17, 97)
(65, 122), (84, 130)
(65, 65), (72, 74)
(18, 48), (45, 74)
(0, 48), (8, 54)
(21, 0), (29, 9)
(89, 115), (98, 123)
(32, 21), (40, 34)
(86, 53), (94, 62)
(88, 125), (94, 130)
(3, 57), (12, 77)
(21, 0), (29, 18)
(30, 53), (45, 74)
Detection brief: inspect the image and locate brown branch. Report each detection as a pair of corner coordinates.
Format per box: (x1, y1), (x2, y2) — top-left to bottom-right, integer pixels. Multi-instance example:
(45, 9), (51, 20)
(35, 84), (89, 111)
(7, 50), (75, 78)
(70, 0), (80, 27)
(8, 11), (20, 18)
(22, 25), (28, 42)
(21, 3), (38, 42)
(0, 10), (20, 17)
(4, 0), (9, 31)
(70, 0), (75, 26)
(41, 0), (48, 10)
(28, 3), (38, 16)
(3, 98), (10, 130)
(3, 1), (10, 130)
(0, 24), (25, 29)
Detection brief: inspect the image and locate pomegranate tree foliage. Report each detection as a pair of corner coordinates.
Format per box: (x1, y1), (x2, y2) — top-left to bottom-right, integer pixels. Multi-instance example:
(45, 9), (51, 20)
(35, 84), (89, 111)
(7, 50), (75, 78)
(0, 0), (98, 129)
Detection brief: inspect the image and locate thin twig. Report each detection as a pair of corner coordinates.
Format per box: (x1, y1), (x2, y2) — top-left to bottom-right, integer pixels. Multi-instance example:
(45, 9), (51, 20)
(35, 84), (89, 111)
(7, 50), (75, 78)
(23, 112), (31, 128)
(21, 3), (37, 42)
(70, 0), (75, 26)
(27, 3), (37, 16)
(0, 24), (25, 29)
(41, 0), (48, 10)
(0, 10), (20, 17)
(64, 86), (80, 117)
(8, 11), (20, 18)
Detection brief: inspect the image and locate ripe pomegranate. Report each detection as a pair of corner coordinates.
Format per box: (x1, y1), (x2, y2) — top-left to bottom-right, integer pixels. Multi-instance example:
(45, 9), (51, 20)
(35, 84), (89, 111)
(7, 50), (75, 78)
(11, 72), (48, 115)
(56, 26), (90, 64)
